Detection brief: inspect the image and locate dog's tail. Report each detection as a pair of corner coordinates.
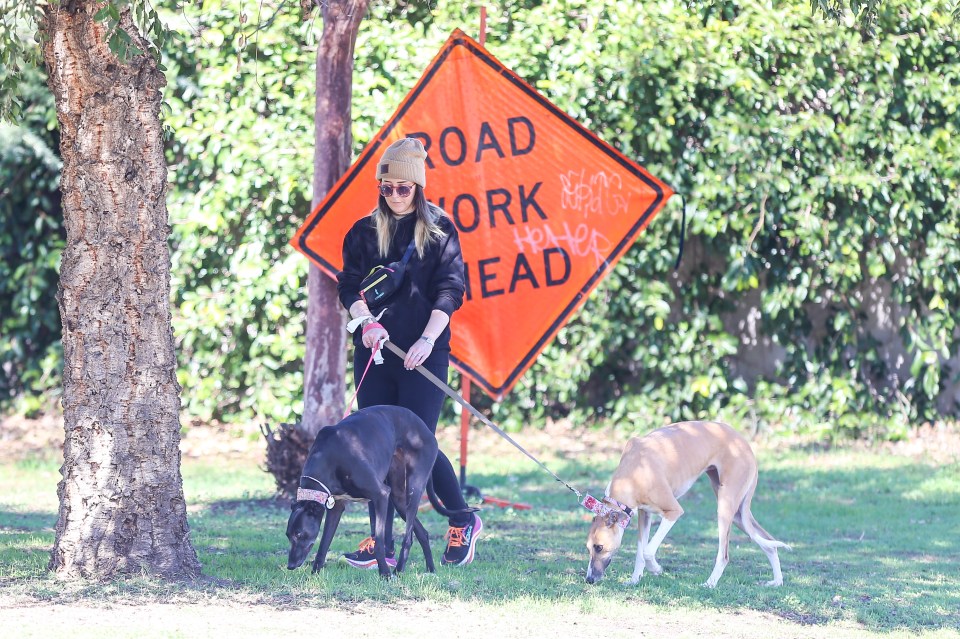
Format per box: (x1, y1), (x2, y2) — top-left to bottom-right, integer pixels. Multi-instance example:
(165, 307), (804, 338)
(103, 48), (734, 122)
(424, 476), (479, 519)
(738, 478), (791, 552)
(743, 512), (792, 552)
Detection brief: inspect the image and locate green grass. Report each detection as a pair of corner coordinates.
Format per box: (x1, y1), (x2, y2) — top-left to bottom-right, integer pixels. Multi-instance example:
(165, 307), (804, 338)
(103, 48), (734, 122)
(1, 431), (959, 638)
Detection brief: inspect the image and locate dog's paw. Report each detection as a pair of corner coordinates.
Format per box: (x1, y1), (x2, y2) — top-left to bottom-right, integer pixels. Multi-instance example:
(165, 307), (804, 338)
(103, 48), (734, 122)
(764, 578), (783, 587)
(703, 578), (719, 588)
(643, 558), (662, 575)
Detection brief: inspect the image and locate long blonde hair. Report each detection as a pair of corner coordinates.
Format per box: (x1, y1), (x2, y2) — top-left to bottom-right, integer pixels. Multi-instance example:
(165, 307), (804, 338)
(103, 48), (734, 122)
(372, 187), (446, 259)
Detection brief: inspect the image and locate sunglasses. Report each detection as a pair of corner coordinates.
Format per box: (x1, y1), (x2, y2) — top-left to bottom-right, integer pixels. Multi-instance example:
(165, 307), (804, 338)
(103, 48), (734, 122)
(379, 183), (414, 198)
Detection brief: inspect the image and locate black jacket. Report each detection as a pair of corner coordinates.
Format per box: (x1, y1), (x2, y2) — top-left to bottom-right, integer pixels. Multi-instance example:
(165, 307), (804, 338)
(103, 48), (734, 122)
(337, 210), (465, 352)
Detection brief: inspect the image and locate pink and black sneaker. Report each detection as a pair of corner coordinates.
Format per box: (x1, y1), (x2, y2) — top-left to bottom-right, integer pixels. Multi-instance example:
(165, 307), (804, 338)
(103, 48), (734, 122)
(441, 513), (483, 566)
(342, 537), (397, 569)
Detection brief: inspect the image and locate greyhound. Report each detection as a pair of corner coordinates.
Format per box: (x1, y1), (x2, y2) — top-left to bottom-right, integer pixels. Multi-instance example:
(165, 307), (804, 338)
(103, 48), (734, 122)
(285, 404), (474, 578)
(584, 421), (789, 587)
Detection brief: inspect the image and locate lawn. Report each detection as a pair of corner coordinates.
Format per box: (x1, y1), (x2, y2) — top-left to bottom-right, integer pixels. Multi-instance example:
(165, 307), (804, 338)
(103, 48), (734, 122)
(1, 417), (958, 638)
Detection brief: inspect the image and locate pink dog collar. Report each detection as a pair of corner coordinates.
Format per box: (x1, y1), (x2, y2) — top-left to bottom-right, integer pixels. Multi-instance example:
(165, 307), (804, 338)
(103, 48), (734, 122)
(296, 488), (335, 509)
(582, 494), (632, 529)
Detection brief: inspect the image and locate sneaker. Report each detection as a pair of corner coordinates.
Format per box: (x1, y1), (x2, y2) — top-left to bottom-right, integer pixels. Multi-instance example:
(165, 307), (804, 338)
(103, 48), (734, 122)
(441, 513), (483, 566)
(342, 537), (397, 569)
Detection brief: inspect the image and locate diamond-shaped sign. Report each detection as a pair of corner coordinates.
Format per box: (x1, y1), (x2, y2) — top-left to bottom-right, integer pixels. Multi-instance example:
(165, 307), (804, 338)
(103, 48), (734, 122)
(291, 29), (673, 399)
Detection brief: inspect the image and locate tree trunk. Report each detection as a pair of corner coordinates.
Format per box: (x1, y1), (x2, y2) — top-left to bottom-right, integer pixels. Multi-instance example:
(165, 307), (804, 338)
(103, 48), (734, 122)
(42, 3), (200, 580)
(301, 0), (370, 438)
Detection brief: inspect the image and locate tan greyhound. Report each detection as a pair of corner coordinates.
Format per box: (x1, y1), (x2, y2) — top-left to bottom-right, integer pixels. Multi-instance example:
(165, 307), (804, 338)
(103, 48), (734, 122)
(584, 421), (789, 587)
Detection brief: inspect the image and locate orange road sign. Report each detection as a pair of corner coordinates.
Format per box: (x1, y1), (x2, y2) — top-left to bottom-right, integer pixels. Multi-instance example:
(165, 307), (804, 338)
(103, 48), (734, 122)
(291, 29), (673, 399)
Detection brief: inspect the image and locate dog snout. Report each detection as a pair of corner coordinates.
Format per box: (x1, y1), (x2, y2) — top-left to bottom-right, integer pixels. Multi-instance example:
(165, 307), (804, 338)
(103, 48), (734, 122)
(286, 540), (314, 570)
(585, 563), (604, 584)
(287, 551), (306, 570)
(585, 549), (611, 584)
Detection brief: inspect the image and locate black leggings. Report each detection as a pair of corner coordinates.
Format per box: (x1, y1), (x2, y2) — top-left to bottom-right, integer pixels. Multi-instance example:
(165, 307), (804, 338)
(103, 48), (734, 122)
(353, 345), (471, 548)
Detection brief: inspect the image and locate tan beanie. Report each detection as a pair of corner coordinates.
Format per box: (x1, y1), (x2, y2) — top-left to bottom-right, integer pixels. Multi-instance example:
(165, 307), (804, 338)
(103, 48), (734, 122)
(376, 137), (427, 188)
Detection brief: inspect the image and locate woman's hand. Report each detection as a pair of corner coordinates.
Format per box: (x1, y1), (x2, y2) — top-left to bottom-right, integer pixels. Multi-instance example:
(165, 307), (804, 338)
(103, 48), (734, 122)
(361, 322), (389, 349)
(404, 336), (434, 370)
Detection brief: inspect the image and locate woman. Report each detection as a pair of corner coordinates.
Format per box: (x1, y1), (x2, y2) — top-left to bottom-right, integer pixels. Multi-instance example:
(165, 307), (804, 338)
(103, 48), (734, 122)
(336, 137), (482, 568)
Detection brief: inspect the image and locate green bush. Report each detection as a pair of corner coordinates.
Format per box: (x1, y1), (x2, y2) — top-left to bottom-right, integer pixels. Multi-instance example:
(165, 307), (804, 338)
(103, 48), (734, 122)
(3, 0), (958, 441)
(0, 67), (62, 412)
(477, 0), (960, 439)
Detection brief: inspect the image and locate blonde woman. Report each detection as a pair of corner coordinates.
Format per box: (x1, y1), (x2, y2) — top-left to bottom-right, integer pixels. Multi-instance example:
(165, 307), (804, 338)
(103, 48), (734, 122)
(336, 137), (482, 568)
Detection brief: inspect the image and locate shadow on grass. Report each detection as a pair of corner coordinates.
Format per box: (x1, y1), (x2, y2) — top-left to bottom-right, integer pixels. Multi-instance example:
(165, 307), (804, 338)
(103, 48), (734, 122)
(0, 508), (56, 582)
(2, 454), (958, 633)
(451, 455), (960, 632)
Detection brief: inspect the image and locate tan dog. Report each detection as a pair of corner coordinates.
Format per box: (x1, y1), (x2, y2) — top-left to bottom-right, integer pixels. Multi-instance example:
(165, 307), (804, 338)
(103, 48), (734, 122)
(584, 421), (789, 587)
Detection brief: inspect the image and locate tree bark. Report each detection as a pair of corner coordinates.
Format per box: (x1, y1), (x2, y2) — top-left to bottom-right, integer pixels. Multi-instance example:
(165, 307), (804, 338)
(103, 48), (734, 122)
(42, 2), (201, 580)
(301, 0), (369, 438)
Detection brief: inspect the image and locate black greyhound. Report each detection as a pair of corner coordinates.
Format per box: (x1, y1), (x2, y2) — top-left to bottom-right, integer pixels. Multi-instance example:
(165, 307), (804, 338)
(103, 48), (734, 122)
(285, 404), (475, 578)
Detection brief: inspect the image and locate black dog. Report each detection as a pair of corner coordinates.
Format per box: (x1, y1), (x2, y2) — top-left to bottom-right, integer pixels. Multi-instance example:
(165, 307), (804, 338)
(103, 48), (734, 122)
(285, 405), (473, 578)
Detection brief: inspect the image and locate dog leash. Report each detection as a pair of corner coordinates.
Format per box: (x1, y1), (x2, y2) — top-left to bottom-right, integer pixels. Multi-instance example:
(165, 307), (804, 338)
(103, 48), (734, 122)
(342, 345), (380, 418)
(343, 311), (388, 417)
(381, 340), (584, 502)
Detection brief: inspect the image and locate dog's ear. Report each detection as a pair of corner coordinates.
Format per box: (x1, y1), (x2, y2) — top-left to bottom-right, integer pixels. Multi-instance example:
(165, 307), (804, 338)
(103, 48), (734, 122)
(301, 500), (325, 515)
(290, 500), (314, 513)
(604, 511), (629, 528)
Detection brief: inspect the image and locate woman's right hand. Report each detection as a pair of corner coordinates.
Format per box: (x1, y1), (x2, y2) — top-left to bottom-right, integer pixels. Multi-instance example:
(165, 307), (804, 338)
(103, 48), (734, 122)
(362, 322), (389, 349)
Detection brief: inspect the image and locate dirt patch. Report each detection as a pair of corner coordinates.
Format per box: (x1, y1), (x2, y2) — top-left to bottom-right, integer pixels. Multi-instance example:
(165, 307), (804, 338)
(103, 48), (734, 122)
(0, 413), (267, 464)
(0, 594), (883, 639)
(877, 421), (960, 464)
(3, 412), (960, 466)
(0, 413), (64, 463)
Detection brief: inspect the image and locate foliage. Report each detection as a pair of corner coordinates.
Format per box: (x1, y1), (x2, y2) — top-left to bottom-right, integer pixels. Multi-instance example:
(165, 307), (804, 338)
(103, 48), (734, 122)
(0, 66), (61, 414)
(480, 0), (960, 439)
(0, 0), (45, 120)
(0, 0), (168, 120)
(3, 0), (959, 441)
(161, 0), (317, 423)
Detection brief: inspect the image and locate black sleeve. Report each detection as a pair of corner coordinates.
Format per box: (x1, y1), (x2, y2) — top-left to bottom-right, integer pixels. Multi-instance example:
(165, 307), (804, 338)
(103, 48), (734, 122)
(430, 217), (465, 317)
(337, 221), (368, 311)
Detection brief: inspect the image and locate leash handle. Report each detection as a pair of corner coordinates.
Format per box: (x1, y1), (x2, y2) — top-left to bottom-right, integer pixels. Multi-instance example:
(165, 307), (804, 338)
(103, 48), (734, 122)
(381, 340), (583, 501)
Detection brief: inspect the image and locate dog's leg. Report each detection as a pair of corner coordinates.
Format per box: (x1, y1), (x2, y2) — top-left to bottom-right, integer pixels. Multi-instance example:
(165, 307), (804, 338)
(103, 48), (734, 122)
(704, 483), (738, 588)
(365, 497), (397, 558)
(401, 477), (436, 573)
(392, 485), (434, 573)
(708, 451), (788, 587)
(753, 522), (785, 587)
(393, 498), (418, 574)
(411, 517), (434, 572)
(395, 515), (424, 575)
(389, 448), (428, 575)
(311, 502), (345, 573)
(642, 497), (682, 577)
(371, 493), (393, 579)
(644, 516), (676, 574)
(629, 510), (653, 584)
(738, 489), (788, 586)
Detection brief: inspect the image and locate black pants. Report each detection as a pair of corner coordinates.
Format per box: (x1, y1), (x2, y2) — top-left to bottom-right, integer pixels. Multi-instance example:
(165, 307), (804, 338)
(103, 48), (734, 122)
(353, 345), (472, 549)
